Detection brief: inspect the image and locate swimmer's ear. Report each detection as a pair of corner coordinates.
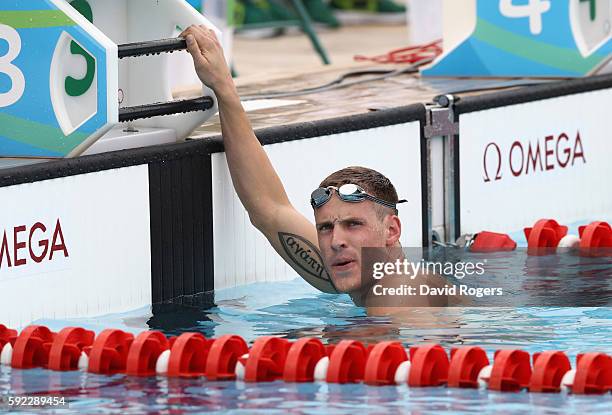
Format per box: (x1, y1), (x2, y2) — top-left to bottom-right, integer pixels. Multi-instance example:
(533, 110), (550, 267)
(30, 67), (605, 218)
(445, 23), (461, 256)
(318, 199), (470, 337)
(384, 215), (401, 246)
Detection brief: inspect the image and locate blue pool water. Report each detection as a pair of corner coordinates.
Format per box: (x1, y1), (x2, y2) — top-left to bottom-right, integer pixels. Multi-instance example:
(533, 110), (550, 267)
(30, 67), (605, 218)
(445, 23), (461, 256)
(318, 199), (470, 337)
(3, 273), (610, 414)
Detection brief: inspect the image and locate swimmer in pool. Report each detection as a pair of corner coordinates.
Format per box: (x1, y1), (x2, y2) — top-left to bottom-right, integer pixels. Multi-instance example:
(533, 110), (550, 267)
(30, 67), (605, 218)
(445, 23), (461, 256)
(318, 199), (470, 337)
(181, 26), (449, 310)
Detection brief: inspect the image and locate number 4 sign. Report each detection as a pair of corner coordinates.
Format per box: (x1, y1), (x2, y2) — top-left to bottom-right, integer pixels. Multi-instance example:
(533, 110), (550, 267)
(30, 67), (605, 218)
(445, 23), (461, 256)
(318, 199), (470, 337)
(0, 0), (117, 159)
(423, 0), (612, 77)
(500, 0), (551, 35)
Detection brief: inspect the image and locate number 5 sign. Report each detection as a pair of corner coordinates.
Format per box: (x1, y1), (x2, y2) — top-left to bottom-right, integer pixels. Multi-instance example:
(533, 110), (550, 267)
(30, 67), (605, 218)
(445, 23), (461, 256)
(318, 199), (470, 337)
(423, 0), (612, 77)
(0, 0), (117, 159)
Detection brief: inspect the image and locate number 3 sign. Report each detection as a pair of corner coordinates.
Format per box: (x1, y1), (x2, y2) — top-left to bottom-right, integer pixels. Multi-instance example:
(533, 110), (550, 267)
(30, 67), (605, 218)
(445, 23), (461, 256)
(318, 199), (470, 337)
(0, 24), (25, 108)
(0, 0), (117, 159)
(423, 0), (612, 77)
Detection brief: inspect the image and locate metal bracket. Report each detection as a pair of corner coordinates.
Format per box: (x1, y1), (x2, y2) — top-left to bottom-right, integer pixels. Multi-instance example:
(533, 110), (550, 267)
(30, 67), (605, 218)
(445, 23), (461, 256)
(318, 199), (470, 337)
(424, 95), (459, 138)
(423, 94), (460, 246)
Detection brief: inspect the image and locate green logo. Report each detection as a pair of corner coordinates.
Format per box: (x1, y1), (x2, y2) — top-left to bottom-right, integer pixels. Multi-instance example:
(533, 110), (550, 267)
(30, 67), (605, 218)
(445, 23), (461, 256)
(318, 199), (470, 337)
(580, 0), (597, 21)
(65, 0), (95, 97)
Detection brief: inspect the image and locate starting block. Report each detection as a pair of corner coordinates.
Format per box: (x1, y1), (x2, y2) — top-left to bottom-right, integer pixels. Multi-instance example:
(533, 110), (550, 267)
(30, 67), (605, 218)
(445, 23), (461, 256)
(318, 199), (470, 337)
(0, 0), (219, 164)
(424, 0), (612, 77)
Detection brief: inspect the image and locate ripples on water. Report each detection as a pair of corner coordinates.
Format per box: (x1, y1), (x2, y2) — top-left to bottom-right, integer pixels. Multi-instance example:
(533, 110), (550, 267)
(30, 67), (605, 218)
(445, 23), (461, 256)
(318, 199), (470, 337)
(7, 250), (612, 414)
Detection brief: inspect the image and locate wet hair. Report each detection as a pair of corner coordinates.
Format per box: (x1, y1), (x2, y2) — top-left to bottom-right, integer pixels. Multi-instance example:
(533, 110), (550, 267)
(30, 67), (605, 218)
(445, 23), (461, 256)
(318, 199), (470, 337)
(319, 166), (399, 219)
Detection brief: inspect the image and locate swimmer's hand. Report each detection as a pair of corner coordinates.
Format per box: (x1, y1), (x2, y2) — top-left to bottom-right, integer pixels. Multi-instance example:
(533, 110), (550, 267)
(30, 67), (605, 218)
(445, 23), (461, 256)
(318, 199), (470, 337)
(180, 25), (234, 97)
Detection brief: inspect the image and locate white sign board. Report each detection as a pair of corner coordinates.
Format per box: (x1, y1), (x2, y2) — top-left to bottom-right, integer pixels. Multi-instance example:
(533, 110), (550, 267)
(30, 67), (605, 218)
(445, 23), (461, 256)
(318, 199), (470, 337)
(212, 122), (424, 289)
(460, 88), (612, 234)
(0, 165), (152, 328)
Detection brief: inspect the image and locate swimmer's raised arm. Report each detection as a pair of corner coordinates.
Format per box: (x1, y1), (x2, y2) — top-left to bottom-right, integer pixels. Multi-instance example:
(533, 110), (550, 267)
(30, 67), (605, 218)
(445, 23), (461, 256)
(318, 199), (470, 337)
(181, 26), (337, 293)
(181, 26), (284, 222)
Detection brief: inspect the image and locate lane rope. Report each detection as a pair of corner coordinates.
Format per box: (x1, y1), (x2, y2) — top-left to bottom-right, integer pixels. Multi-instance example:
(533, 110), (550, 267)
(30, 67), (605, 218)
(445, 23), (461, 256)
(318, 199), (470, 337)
(0, 324), (611, 395)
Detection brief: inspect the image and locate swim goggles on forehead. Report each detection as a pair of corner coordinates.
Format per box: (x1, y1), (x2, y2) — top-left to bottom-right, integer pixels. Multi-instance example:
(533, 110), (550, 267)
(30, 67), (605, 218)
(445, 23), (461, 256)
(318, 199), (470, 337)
(310, 183), (406, 211)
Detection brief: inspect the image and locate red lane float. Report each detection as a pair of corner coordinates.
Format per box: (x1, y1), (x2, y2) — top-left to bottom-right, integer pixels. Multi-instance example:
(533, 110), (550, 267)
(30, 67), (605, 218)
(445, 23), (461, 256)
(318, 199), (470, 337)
(244, 336), (291, 382)
(0, 325), (17, 366)
(489, 349), (532, 392)
(1, 322), (611, 397)
(524, 219), (568, 254)
(572, 352), (612, 395)
(87, 329), (134, 375)
(529, 351), (571, 393)
(0, 325), (17, 349)
(408, 344), (449, 387)
(11, 325), (56, 369)
(470, 231), (517, 253)
(448, 346), (489, 388)
(126, 331), (169, 377)
(283, 337), (326, 382)
(48, 327), (95, 372)
(327, 340), (368, 384)
(578, 221), (612, 255)
(579, 221), (612, 248)
(167, 333), (213, 378)
(364, 341), (408, 386)
(206, 334), (248, 381)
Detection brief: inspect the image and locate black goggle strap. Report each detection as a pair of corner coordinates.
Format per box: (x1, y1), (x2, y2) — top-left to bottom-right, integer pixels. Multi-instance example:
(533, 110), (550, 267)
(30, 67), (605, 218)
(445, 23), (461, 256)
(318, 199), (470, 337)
(362, 194), (394, 209)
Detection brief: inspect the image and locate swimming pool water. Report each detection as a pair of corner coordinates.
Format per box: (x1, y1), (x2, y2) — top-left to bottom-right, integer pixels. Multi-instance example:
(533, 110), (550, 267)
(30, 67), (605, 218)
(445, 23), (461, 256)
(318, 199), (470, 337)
(3, 269), (609, 414)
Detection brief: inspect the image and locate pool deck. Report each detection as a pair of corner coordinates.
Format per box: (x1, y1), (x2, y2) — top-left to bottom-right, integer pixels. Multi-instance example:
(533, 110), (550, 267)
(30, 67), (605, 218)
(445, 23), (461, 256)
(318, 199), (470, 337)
(182, 22), (559, 139)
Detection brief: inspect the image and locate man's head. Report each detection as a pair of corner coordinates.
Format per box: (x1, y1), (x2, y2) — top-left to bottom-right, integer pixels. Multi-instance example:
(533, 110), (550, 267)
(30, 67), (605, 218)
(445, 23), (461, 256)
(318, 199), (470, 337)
(312, 167), (403, 296)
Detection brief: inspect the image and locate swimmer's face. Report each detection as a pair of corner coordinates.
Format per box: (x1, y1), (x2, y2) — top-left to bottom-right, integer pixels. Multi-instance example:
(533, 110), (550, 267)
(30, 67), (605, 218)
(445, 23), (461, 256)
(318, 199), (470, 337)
(314, 194), (401, 295)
